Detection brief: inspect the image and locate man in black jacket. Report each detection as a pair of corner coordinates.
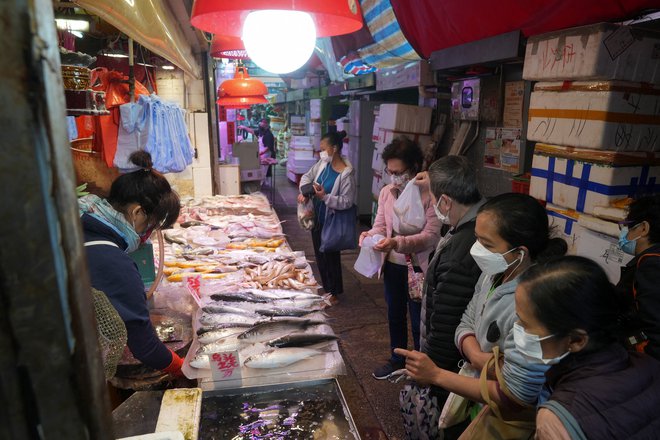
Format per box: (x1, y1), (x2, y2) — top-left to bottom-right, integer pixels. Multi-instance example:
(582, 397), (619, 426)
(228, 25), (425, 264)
(403, 155), (485, 438)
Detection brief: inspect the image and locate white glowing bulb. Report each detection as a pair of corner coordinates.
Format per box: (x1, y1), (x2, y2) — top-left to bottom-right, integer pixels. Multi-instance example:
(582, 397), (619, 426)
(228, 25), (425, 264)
(242, 10), (316, 74)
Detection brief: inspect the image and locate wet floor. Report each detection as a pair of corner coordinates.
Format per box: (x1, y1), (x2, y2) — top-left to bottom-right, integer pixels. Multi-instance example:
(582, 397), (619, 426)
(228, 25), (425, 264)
(263, 165), (413, 440)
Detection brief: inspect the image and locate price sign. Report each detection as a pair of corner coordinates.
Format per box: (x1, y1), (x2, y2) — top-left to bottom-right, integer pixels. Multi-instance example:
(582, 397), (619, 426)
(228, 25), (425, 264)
(210, 351), (242, 381)
(185, 275), (203, 307)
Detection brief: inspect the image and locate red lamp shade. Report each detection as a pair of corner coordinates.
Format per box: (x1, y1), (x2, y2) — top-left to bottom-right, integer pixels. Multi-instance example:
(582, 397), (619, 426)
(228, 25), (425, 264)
(191, 0), (363, 38)
(210, 35), (249, 59)
(217, 66), (268, 98)
(216, 96), (268, 106)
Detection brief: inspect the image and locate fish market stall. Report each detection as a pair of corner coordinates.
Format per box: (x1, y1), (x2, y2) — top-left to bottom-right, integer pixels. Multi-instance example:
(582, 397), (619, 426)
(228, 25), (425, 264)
(151, 193), (344, 386)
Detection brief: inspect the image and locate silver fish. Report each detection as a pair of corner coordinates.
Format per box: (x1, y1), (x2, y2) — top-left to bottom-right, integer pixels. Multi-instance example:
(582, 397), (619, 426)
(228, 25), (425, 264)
(255, 307), (323, 317)
(163, 231), (187, 246)
(237, 319), (324, 343)
(266, 333), (339, 348)
(190, 354), (211, 369)
(210, 292), (269, 303)
(195, 335), (242, 356)
(243, 347), (331, 369)
(197, 327), (245, 345)
(202, 305), (256, 316)
(199, 312), (259, 327)
(196, 321), (253, 336)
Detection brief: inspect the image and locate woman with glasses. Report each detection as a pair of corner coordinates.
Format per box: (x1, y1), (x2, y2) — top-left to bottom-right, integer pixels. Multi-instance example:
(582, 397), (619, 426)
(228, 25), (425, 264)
(360, 137), (441, 379)
(617, 194), (660, 360)
(80, 151), (184, 376)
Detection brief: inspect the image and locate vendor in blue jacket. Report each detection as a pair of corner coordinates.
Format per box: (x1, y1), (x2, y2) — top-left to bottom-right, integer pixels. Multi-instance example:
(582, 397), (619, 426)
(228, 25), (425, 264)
(79, 151), (183, 376)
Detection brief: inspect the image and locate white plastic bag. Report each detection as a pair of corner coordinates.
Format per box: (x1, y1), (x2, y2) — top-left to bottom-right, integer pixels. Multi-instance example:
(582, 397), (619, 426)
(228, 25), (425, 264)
(392, 180), (426, 235)
(354, 234), (384, 278)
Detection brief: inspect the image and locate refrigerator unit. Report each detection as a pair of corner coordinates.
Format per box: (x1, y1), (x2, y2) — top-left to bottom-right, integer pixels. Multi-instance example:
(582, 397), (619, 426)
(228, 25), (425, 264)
(347, 100), (382, 220)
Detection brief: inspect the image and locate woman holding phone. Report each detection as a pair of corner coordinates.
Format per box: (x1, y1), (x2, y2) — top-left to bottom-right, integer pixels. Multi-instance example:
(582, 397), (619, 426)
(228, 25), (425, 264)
(298, 130), (356, 307)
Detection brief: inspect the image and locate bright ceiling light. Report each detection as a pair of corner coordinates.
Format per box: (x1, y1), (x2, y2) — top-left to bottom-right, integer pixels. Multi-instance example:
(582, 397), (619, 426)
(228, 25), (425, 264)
(242, 10), (316, 74)
(71, 31), (83, 38)
(55, 18), (90, 32)
(161, 65), (175, 70)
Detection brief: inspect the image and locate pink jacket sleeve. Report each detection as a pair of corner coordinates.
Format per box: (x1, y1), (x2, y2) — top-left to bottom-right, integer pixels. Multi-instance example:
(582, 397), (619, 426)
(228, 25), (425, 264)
(367, 186), (388, 237)
(393, 191), (441, 255)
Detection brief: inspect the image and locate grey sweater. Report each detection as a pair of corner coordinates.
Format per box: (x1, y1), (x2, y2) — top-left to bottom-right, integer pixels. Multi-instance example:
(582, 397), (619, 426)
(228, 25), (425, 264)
(455, 273), (550, 405)
(299, 156), (357, 210)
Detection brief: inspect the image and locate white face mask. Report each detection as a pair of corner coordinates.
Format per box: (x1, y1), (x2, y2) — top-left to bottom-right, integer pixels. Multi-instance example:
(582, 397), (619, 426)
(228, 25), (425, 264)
(513, 322), (569, 365)
(390, 173), (410, 188)
(434, 196), (452, 225)
(320, 150), (333, 163)
(469, 240), (522, 275)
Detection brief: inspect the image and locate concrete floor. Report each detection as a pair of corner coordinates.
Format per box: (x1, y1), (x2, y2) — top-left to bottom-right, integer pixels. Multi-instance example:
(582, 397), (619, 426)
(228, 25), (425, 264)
(263, 165), (415, 440)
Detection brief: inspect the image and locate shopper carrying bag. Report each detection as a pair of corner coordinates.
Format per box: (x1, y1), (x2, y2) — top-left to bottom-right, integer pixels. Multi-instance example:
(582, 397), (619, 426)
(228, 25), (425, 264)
(297, 130), (356, 308)
(359, 137), (441, 380)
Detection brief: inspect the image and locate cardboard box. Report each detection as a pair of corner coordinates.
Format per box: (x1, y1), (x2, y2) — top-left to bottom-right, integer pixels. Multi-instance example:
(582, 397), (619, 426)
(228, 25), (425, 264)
(378, 129), (432, 148)
(528, 81), (660, 151)
(530, 143), (660, 215)
(523, 23), (660, 83)
(573, 224), (633, 284)
(378, 104), (432, 134)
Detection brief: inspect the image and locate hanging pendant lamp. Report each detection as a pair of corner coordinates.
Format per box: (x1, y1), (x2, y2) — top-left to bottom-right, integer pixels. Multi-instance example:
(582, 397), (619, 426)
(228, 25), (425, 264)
(216, 96), (268, 107)
(210, 35), (249, 60)
(191, 0), (363, 38)
(191, 1), (363, 74)
(216, 66), (268, 108)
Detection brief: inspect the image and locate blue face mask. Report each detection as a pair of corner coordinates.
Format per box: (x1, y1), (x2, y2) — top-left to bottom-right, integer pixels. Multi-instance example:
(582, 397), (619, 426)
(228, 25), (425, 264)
(618, 226), (638, 255)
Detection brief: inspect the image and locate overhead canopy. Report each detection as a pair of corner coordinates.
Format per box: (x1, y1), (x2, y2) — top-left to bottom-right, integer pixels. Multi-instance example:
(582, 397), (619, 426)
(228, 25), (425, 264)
(74, 0), (202, 78)
(390, 0), (659, 59)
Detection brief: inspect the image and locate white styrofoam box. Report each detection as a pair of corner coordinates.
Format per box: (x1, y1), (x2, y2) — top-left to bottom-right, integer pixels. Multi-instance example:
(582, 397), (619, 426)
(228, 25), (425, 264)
(573, 224), (633, 284)
(286, 168), (302, 184)
(190, 113), (210, 168)
(372, 148), (385, 174)
(529, 143), (660, 215)
(308, 121), (322, 136)
(287, 156), (316, 174)
(592, 205), (628, 222)
(192, 167), (213, 198)
(289, 147), (315, 159)
(528, 81), (660, 151)
(372, 115), (380, 142)
(378, 129), (433, 150)
(378, 104), (432, 134)
(217, 164), (240, 195)
(376, 60), (434, 91)
(577, 213), (620, 238)
(546, 203), (579, 255)
(313, 135), (322, 151)
(310, 99), (322, 119)
(290, 136), (315, 147)
(523, 23), (660, 83)
(240, 168), (266, 182)
(290, 115), (305, 125)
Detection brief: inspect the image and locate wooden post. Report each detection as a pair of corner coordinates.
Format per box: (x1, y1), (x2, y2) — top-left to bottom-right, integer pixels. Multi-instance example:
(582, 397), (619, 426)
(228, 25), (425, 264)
(0, 0), (113, 438)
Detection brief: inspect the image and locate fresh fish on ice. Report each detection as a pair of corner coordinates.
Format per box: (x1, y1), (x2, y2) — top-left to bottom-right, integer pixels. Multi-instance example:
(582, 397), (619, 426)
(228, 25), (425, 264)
(243, 347), (332, 369)
(197, 327), (245, 345)
(196, 335), (242, 356)
(210, 292), (269, 303)
(190, 354), (211, 369)
(255, 306), (323, 317)
(266, 333), (339, 348)
(196, 322), (253, 336)
(202, 304), (257, 316)
(237, 319), (325, 343)
(199, 312), (259, 327)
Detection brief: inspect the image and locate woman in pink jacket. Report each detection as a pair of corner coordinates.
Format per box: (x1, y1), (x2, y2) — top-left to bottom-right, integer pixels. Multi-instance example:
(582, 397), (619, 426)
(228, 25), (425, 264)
(360, 137), (441, 379)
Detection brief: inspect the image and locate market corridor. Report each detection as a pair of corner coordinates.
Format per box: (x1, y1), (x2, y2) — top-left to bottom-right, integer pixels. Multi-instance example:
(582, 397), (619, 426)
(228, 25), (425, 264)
(264, 165), (410, 440)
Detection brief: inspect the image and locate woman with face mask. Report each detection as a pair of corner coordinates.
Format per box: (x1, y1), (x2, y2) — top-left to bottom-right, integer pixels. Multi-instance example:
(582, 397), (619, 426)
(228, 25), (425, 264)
(298, 130), (356, 307)
(359, 137), (441, 380)
(516, 256), (660, 439)
(616, 194), (660, 360)
(396, 193), (567, 436)
(79, 151), (184, 377)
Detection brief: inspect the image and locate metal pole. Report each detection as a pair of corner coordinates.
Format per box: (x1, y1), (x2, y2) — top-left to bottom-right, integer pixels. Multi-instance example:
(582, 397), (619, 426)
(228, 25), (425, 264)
(128, 37), (135, 102)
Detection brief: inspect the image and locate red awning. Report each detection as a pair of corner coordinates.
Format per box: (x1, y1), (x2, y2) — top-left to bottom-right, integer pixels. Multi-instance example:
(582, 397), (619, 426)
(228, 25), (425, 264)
(390, 0), (659, 58)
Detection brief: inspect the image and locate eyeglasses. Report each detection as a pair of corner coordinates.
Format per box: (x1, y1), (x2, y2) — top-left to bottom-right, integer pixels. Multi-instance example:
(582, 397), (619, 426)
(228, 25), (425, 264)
(384, 168), (408, 177)
(618, 220), (640, 231)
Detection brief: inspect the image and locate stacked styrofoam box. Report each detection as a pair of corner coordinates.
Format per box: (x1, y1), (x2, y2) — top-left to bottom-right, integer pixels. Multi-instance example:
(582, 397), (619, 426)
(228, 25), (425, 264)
(290, 115), (306, 136)
(310, 99), (322, 120)
(525, 23), (660, 282)
(287, 136), (317, 175)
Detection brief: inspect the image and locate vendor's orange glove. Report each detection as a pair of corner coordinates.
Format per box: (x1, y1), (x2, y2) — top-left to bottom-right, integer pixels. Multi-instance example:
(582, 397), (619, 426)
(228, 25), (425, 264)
(162, 350), (184, 377)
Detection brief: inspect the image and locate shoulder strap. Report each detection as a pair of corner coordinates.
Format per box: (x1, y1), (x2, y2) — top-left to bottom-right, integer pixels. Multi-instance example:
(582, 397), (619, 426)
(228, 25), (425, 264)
(85, 240), (120, 248)
(633, 252), (660, 300)
(540, 400), (588, 440)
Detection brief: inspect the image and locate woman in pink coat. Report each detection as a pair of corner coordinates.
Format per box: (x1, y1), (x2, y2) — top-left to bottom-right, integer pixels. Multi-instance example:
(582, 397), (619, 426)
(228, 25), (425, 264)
(360, 137), (441, 379)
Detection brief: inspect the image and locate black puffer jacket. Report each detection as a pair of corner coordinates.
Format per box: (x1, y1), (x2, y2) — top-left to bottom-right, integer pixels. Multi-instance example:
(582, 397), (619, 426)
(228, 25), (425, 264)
(423, 201), (483, 399)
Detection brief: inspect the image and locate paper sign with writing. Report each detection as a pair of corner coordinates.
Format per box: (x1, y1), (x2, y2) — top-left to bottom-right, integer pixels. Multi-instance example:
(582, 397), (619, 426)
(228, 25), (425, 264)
(185, 275), (203, 307)
(210, 351), (242, 381)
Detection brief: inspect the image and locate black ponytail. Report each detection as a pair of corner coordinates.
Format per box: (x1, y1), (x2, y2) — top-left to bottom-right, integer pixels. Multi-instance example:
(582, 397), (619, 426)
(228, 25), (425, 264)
(107, 151), (180, 229)
(520, 256), (625, 348)
(322, 130), (347, 151)
(479, 193), (567, 262)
